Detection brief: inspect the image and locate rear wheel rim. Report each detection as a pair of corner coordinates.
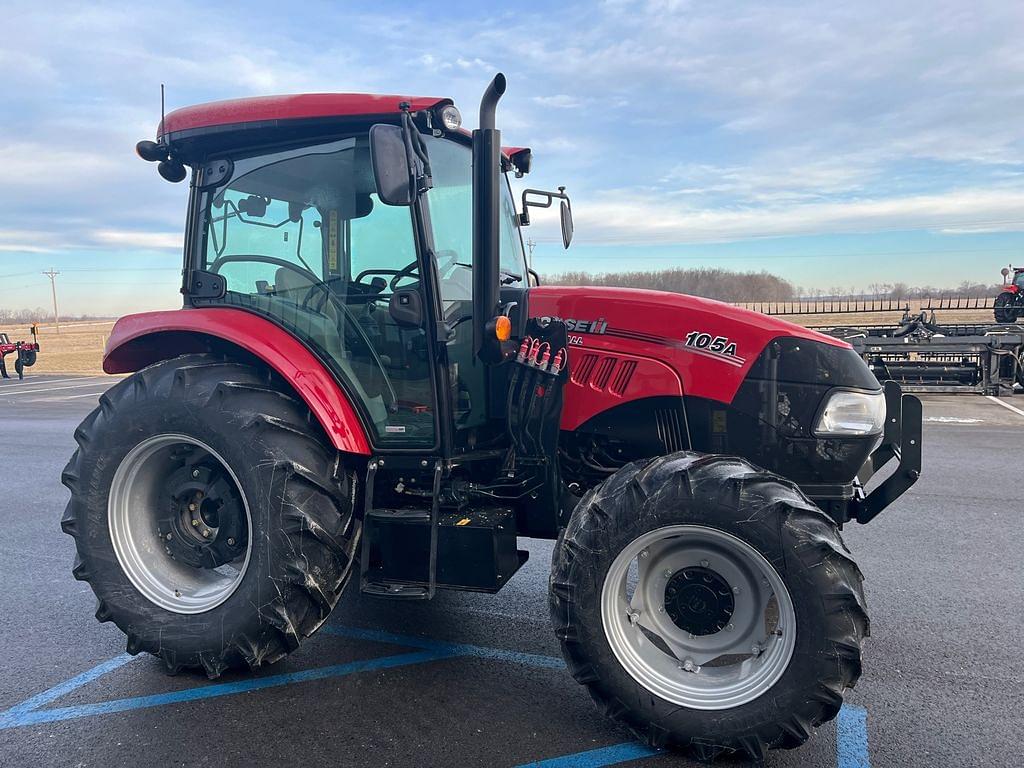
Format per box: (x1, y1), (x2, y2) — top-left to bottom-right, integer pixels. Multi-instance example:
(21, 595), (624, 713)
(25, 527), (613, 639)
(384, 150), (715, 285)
(601, 524), (796, 710)
(108, 434), (252, 614)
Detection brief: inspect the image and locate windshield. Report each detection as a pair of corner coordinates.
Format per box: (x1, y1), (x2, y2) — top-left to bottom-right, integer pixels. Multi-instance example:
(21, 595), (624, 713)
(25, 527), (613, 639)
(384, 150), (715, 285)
(423, 136), (527, 309)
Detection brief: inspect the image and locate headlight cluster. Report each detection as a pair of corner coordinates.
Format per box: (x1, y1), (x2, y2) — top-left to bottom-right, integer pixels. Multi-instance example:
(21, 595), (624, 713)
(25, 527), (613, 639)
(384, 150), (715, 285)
(814, 390), (885, 436)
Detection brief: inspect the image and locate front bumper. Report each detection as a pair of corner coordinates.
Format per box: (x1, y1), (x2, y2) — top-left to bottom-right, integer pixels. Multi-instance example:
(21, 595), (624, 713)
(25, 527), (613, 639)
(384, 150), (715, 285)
(849, 380), (923, 524)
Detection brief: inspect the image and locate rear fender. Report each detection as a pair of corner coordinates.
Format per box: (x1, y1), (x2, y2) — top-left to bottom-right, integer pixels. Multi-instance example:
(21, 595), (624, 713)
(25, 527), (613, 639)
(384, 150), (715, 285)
(104, 308), (371, 455)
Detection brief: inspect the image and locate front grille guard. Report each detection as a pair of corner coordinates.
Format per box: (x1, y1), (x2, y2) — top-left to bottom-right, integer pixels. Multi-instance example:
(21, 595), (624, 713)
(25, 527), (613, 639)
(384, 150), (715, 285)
(851, 380), (923, 524)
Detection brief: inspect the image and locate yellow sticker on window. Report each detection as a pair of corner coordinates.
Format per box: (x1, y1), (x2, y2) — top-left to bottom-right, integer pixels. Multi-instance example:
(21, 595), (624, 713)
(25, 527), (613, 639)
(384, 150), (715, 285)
(328, 210), (339, 273)
(456, 518), (471, 526)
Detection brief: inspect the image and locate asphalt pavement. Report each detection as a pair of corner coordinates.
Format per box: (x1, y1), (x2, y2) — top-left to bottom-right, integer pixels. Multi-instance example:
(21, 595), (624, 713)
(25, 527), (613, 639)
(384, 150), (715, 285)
(0, 375), (1021, 767)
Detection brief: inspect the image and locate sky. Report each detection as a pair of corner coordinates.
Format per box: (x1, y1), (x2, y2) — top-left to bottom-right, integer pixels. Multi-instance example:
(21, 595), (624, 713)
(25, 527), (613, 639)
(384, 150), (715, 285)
(2, 0), (1024, 316)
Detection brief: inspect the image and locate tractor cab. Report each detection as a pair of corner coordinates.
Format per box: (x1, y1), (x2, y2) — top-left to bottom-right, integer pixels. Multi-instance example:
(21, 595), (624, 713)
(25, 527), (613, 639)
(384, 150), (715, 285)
(138, 87), (554, 456)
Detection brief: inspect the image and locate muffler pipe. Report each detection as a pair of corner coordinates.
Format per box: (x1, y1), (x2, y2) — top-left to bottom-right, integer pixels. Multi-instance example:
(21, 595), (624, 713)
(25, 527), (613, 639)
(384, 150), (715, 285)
(479, 73), (506, 131)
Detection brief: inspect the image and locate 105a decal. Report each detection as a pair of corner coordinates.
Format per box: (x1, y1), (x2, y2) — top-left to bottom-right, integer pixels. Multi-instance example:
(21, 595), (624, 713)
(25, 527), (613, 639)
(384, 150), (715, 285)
(684, 331), (741, 360)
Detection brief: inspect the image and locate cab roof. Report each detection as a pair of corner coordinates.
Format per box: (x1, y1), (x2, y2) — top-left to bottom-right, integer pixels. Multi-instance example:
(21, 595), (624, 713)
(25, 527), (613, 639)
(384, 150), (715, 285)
(158, 93), (452, 141)
(156, 93), (527, 162)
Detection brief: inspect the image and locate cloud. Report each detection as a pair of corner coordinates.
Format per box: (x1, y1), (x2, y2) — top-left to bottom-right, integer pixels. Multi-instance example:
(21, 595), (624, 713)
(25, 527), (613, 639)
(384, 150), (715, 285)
(90, 230), (182, 250)
(532, 95), (583, 109)
(565, 186), (1024, 245)
(2, 0), (1024, 311)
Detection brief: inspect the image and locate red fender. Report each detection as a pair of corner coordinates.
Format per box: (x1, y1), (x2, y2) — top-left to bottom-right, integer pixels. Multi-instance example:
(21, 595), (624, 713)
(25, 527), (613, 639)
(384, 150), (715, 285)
(103, 308), (371, 455)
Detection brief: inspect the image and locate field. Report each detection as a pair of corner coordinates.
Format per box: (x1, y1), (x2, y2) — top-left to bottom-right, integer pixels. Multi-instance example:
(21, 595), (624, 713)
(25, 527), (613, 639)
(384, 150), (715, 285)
(0, 320), (115, 376)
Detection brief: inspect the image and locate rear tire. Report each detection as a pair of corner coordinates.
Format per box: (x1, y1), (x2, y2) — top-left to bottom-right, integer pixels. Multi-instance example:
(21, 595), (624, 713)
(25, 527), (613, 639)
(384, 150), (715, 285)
(61, 354), (360, 677)
(550, 453), (869, 761)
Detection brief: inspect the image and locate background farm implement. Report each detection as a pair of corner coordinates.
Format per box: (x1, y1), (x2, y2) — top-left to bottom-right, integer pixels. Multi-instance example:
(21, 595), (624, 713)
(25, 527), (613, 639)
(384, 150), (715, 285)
(0, 326), (40, 380)
(738, 297), (1023, 395)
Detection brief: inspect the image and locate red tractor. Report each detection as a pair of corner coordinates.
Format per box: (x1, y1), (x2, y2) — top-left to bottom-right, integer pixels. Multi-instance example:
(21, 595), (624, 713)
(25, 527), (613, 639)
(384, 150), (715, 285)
(995, 266), (1024, 323)
(62, 75), (922, 760)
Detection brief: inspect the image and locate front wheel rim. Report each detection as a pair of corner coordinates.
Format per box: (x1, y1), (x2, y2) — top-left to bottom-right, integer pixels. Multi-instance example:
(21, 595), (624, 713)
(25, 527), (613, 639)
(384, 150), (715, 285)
(601, 524), (797, 710)
(108, 434), (252, 614)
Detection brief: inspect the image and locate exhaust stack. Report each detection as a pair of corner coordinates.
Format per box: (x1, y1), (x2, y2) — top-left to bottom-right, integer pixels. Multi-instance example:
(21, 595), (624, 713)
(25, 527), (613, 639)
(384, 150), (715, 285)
(472, 73), (507, 360)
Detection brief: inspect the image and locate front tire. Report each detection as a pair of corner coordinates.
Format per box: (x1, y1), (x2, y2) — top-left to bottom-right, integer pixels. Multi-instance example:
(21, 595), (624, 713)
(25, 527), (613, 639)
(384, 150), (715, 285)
(61, 354), (360, 677)
(549, 453), (869, 762)
(994, 292), (1017, 323)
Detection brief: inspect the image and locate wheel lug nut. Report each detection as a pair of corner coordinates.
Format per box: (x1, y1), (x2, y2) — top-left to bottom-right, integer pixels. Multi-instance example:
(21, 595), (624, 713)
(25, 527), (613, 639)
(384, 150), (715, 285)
(188, 503), (196, 512)
(639, 549), (649, 559)
(202, 530), (210, 538)
(191, 519), (199, 527)
(165, 533), (172, 540)
(663, 569), (673, 578)
(725, 623), (734, 632)
(732, 586), (741, 594)
(700, 559), (709, 568)
(227, 537), (235, 546)
(192, 469), (200, 478)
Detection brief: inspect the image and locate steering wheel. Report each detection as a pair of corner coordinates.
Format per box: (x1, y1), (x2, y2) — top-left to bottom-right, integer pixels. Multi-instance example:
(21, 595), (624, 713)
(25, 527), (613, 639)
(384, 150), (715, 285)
(209, 254), (397, 410)
(386, 260), (421, 291)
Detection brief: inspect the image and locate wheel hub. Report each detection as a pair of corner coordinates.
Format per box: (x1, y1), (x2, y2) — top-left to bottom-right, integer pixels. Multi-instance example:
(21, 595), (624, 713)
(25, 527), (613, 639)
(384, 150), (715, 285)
(158, 461), (248, 570)
(664, 566), (735, 636)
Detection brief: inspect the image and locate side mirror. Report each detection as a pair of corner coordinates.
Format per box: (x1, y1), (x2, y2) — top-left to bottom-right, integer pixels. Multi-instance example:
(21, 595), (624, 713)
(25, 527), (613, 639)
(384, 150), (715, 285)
(560, 200), (573, 249)
(519, 186), (573, 249)
(370, 124), (414, 206)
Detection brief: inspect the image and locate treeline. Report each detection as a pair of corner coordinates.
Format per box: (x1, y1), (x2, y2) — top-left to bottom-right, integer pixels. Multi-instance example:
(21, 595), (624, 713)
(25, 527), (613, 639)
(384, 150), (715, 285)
(543, 267), (796, 302)
(0, 308), (111, 324)
(862, 281), (1005, 299)
(542, 268), (1006, 302)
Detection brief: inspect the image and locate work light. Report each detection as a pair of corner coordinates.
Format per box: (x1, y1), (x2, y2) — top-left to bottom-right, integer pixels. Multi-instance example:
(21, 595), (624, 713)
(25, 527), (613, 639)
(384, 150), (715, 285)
(439, 105), (462, 131)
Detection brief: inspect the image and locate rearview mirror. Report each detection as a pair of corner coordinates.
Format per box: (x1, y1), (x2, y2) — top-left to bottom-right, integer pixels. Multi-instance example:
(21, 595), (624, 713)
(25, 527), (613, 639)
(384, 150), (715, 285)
(560, 199), (573, 249)
(369, 124), (414, 206)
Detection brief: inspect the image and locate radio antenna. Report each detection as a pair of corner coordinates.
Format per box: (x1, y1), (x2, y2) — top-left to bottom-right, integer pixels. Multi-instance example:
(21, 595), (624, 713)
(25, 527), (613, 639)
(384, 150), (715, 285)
(160, 83), (166, 143)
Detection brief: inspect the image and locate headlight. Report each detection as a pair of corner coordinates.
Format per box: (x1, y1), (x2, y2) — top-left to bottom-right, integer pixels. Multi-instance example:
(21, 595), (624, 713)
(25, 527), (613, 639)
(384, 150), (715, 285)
(814, 390), (885, 436)
(438, 105), (462, 131)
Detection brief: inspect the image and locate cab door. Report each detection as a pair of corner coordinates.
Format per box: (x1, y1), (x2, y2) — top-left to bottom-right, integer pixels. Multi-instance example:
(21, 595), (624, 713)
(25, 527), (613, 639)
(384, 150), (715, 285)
(196, 137), (438, 448)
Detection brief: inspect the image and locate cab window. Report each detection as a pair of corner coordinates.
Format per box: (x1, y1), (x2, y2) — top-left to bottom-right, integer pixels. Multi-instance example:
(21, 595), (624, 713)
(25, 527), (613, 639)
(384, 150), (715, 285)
(199, 137), (436, 447)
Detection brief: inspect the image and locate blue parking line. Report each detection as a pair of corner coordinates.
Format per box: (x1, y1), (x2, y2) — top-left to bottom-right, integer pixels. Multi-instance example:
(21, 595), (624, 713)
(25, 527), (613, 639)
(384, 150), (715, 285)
(837, 704), (870, 768)
(4, 653), (134, 715)
(1, 623), (871, 768)
(324, 625), (567, 670)
(0, 650), (448, 730)
(515, 743), (660, 767)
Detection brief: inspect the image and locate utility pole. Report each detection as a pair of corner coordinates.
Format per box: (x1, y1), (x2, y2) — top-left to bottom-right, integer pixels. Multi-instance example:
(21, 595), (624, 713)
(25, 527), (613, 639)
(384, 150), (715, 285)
(526, 238), (536, 263)
(43, 268), (60, 333)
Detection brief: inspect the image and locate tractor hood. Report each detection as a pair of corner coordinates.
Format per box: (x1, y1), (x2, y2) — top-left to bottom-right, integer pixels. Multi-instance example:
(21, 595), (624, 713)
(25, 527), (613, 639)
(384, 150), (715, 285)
(528, 286), (867, 430)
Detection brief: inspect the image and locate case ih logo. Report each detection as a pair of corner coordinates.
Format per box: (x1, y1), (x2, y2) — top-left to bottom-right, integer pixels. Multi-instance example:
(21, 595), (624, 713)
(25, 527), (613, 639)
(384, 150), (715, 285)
(539, 316), (609, 334)
(683, 331), (745, 367)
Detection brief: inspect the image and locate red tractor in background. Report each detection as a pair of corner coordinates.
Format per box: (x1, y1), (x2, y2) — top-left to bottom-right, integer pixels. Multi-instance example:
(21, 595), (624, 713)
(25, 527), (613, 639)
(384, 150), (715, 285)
(995, 265), (1024, 323)
(62, 75), (922, 761)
